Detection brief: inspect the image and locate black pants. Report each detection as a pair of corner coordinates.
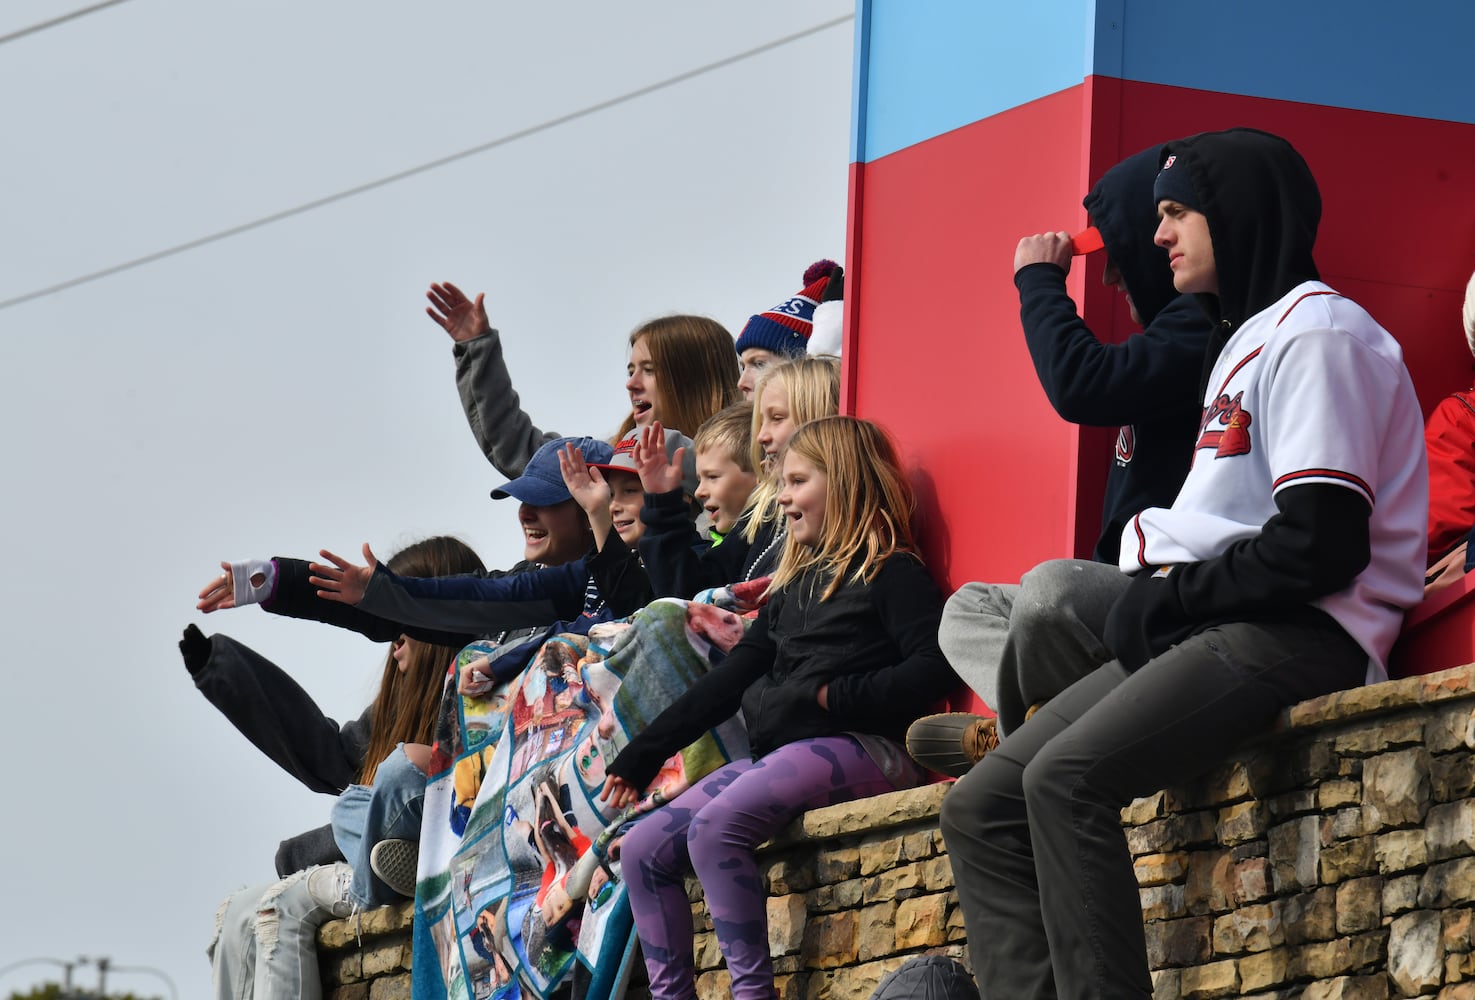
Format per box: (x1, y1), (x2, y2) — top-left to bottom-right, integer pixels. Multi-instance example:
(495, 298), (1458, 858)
(939, 615), (1366, 1000)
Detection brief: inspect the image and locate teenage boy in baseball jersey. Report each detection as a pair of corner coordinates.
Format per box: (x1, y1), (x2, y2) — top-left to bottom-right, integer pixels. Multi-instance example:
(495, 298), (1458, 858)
(939, 127), (1426, 1000)
(910, 146), (1214, 772)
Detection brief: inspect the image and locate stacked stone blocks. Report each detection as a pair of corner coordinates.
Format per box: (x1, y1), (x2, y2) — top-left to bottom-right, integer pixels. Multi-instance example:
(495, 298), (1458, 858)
(323, 665), (1475, 1000)
(319, 899), (413, 1000)
(1130, 665), (1475, 1000)
(685, 782), (966, 1000)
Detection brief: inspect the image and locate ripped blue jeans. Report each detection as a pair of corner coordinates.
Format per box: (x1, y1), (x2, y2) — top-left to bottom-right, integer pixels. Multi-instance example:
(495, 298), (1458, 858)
(330, 742), (428, 908)
(208, 867), (340, 1000)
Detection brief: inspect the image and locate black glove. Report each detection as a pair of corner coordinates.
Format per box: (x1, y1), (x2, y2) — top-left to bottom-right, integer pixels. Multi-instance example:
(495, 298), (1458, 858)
(179, 623), (212, 676)
(821, 264), (843, 302)
(1102, 569), (1196, 672)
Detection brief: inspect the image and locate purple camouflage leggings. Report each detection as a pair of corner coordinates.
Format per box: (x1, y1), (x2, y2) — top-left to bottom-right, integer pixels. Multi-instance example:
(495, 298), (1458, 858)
(621, 736), (910, 1000)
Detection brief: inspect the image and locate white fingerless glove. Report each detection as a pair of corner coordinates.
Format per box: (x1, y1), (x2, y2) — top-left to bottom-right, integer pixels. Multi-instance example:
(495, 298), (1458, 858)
(229, 558), (277, 607)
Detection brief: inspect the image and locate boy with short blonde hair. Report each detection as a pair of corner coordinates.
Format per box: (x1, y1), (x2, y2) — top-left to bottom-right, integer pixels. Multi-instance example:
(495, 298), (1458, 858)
(690, 403), (758, 544)
(637, 404), (763, 598)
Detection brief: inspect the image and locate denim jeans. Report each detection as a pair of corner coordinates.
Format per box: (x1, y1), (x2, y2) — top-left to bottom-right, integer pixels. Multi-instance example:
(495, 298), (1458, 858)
(938, 559), (1129, 734)
(940, 615), (1366, 1000)
(330, 743), (427, 908)
(208, 867), (341, 1000)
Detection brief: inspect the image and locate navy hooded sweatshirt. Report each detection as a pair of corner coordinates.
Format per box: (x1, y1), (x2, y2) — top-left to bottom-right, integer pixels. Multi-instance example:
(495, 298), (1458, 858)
(1013, 144), (1215, 562)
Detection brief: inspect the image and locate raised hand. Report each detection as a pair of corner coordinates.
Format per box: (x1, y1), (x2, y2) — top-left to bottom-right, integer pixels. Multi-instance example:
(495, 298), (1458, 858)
(1013, 232), (1074, 275)
(425, 281), (491, 343)
(820, 264), (843, 302)
(309, 543), (379, 604)
(558, 443), (612, 519)
(196, 561), (237, 612)
(633, 421), (684, 495)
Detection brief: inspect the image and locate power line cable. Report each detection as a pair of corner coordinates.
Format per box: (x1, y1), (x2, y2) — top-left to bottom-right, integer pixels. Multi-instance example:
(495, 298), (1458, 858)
(0, 13), (853, 312)
(0, 0), (135, 45)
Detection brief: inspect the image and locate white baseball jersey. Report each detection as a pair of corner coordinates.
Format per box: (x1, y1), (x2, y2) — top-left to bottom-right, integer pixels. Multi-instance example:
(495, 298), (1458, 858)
(1119, 281), (1427, 681)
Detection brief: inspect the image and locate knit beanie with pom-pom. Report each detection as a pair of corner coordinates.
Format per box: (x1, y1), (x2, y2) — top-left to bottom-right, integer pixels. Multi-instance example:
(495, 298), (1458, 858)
(735, 259), (841, 359)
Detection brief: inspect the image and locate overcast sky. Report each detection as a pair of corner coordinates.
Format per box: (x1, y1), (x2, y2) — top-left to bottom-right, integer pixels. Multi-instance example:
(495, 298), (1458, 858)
(0, 3), (853, 996)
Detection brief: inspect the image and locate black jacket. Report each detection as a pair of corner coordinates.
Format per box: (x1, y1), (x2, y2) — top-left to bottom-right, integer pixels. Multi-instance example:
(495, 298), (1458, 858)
(639, 489), (786, 598)
(265, 556), (491, 647)
(194, 633), (371, 876)
(207, 557), (537, 873)
(607, 553), (955, 789)
(1017, 144), (1215, 563)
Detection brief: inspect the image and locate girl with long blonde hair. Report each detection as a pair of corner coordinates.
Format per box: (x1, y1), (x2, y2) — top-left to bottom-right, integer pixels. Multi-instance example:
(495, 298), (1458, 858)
(637, 355), (841, 600)
(600, 415), (958, 1000)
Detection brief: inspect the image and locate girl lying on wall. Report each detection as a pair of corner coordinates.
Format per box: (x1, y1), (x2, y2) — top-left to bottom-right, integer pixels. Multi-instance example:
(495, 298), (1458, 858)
(188, 536), (483, 1000)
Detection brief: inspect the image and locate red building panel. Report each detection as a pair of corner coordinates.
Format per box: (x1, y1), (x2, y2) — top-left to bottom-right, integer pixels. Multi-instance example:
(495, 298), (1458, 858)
(846, 78), (1475, 682)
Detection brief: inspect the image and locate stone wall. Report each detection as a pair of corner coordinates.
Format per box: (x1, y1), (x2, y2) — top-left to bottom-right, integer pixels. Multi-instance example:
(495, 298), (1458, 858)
(319, 900), (413, 1000)
(323, 664), (1475, 1000)
(688, 782), (964, 999)
(1127, 664), (1475, 1000)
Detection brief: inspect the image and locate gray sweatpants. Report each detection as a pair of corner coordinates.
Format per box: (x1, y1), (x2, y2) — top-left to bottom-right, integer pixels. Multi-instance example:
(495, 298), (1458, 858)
(938, 559), (1129, 735)
(939, 614), (1366, 1000)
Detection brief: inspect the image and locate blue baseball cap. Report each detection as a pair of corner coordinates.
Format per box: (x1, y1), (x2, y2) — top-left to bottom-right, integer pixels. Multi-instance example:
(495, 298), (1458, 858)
(490, 435), (615, 506)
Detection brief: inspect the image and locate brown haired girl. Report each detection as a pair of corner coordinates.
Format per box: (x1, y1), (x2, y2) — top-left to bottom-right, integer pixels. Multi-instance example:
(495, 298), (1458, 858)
(426, 281), (738, 476)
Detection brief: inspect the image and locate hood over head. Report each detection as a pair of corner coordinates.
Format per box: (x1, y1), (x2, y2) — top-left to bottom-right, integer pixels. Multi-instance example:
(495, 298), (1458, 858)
(1157, 128), (1321, 331)
(1081, 144), (1180, 326)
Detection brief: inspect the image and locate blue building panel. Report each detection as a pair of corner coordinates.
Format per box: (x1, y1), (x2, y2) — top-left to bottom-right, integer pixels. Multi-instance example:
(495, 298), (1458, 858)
(1102, 0), (1475, 127)
(852, 0), (1093, 163)
(854, 0), (1475, 165)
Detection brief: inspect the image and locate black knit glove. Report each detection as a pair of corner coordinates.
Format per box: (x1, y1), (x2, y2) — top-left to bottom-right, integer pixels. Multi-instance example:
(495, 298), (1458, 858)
(179, 623), (212, 676)
(821, 264), (843, 302)
(1103, 569), (1195, 672)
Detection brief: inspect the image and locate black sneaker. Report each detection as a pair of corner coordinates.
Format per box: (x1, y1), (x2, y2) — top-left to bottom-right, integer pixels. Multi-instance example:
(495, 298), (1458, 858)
(370, 839), (419, 899)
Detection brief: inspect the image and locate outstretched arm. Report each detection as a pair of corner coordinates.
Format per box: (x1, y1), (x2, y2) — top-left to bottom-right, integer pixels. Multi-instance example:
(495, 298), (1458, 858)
(605, 604), (778, 792)
(311, 546), (587, 634)
(246, 556), (476, 646)
(185, 626), (365, 795)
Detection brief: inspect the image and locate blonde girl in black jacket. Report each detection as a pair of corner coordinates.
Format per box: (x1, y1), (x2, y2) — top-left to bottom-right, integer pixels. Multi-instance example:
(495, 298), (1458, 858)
(601, 415), (957, 1000)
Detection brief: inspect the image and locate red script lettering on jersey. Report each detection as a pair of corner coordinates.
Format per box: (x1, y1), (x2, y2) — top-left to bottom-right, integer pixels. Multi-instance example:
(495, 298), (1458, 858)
(1196, 392), (1253, 458)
